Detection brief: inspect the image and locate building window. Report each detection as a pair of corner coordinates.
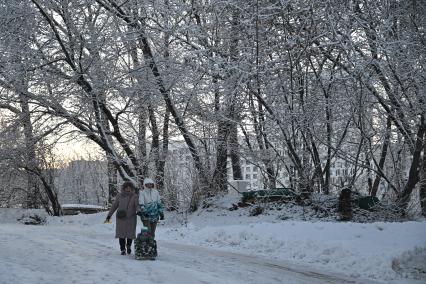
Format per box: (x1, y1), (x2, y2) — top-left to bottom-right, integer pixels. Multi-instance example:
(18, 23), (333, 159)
(246, 167), (251, 172)
(246, 174), (250, 179)
(253, 167), (258, 172)
(253, 174), (257, 179)
(336, 169), (340, 176)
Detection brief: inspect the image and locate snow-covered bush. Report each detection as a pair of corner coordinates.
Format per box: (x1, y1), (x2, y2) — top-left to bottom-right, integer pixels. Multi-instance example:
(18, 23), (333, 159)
(17, 212), (47, 225)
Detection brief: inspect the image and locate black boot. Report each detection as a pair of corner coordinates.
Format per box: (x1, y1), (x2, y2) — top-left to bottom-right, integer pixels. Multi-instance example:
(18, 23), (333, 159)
(126, 239), (133, 255)
(119, 238), (126, 255)
(126, 245), (132, 255)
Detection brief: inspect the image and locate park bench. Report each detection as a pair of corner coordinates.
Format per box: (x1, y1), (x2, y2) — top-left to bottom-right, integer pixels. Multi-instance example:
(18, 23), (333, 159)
(61, 204), (107, 215)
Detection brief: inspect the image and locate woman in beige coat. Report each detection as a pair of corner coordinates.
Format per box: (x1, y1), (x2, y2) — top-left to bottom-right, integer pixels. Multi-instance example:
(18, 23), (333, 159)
(105, 181), (140, 255)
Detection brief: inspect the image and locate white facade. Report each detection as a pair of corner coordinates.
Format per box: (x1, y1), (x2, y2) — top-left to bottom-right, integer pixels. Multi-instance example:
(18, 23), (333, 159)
(227, 158), (264, 191)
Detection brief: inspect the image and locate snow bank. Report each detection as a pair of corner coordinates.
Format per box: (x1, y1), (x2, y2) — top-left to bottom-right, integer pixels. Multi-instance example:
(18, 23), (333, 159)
(149, 194), (426, 281)
(161, 221), (426, 280)
(160, 218), (426, 281)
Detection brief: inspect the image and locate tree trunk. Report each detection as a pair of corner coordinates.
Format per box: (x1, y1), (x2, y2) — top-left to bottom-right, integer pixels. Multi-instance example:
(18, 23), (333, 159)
(19, 87), (62, 215)
(248, 93), (276, 189)
(92, 46), (119, 200)
(420, 141), (426, 217)
(325, 92), (332, 194)
(36, 168), (62, 216)
(338, 187), (352, 221)
(107, 158), (118, 204)
(399, 118), (426, 212)
(214, 119), (229, 193)
(229, 121), (242, 180)
(227, 8), (242, 181)
(259, 104), (276, 189)
(19, 89), (40, 209)
(128, 21), (148, 185)
(148, 104), (160, 184)
(138, 98), (149, 177)
(156, 108), (170, 193)
(156, 8), (171, 193)
(370, 116), (392, 197)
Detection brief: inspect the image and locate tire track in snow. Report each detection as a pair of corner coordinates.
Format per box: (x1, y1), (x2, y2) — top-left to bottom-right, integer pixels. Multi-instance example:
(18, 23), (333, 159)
(159, 241), (383, 284)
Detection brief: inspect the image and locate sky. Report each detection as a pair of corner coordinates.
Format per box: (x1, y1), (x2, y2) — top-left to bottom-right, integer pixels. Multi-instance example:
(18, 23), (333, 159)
(52, 137), (102, 161)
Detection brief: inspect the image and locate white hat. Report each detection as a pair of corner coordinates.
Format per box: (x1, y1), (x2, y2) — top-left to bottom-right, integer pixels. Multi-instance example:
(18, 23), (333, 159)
(143, 178), (155, 186)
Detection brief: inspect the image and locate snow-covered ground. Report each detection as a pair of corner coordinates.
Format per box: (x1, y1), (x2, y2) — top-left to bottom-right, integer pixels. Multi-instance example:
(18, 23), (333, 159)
(0, 197), (425, 284)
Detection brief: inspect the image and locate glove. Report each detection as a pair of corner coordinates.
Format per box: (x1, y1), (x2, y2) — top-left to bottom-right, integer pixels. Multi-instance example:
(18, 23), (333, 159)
(159, 212), (164, 220)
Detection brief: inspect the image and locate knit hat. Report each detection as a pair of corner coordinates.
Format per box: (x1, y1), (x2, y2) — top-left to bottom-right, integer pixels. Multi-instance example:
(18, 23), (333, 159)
(143, 178), (155, 186)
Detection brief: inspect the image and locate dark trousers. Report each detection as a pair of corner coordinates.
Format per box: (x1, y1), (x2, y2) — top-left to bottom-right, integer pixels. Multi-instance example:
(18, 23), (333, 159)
(142, 220), (157, 239)
(119, 238), (133, 251)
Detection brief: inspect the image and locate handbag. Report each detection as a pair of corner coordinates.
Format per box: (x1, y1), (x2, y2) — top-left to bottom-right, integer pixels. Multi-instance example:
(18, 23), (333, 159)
(116, 196), (132, 219)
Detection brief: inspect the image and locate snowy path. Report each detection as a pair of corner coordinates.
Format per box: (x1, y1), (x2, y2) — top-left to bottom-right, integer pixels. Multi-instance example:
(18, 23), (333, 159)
(0, 224), (379, 284)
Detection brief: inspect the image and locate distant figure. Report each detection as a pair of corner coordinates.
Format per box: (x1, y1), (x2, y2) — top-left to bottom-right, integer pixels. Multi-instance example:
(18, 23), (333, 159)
(138, 178), (164, 239)
(105, 181), (140, 255)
